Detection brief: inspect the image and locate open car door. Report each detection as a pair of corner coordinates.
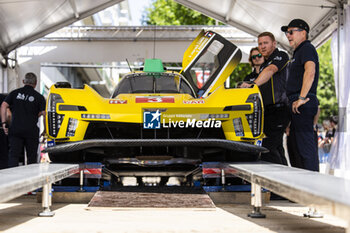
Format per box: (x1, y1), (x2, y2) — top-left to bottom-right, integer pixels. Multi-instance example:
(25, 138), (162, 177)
(181, 30), (242, 97)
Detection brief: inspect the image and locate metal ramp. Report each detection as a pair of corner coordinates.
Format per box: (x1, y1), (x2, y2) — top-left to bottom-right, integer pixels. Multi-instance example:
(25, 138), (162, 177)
(0, 163), (79, 216)
(87, 187), (215, 209)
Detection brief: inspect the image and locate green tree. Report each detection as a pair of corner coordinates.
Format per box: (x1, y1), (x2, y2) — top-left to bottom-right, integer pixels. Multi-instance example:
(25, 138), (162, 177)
(145, 0), (216, 25)
(229, 63), (252, 87)
(317, 39), (338, 122)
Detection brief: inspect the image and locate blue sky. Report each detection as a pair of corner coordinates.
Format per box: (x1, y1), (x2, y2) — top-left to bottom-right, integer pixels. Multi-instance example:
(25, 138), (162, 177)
(129, 0), (153, 25)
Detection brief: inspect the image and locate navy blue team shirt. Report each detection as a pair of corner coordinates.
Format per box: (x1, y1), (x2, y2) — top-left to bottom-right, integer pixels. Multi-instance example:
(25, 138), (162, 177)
(287, 40), (319, 97)
(259, 48), (289, 106)
(4, 85), (46, 138)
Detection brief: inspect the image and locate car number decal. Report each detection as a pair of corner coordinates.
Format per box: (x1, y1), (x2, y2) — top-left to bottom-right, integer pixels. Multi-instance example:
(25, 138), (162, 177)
(136, 96), (175, 103)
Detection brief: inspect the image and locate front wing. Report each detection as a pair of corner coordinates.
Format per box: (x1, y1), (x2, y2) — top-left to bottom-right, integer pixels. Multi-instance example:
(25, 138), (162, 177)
(44, 138), (268, 154)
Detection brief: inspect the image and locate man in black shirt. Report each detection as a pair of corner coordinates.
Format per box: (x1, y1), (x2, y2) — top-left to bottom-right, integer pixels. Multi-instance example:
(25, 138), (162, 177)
(1, 73), (46, 167)
(282, 19), (319, 171)
(241, 32), (290, 165)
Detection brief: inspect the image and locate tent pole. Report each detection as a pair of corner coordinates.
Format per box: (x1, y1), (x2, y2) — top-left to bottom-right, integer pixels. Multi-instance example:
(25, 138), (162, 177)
(334, 0), (349, 177)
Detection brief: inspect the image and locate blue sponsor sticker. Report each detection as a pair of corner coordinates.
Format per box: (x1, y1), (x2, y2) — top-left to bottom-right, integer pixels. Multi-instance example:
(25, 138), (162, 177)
(47, 140), (55, 147)
(143, 110), (161, 129)
(256, 139), (262, 147)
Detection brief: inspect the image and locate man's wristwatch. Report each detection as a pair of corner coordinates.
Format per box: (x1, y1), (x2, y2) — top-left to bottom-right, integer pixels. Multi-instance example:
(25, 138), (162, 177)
(298, 96), (307, 100)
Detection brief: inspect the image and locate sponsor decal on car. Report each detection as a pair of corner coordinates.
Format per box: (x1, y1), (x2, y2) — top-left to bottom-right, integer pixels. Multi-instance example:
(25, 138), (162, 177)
(204, 31), (214, 38)
(143, 110), (161, 129)
(183, 100), (205, 104)
(109, 99), (127, 104)
(256, 139), (262, 147)
(163, 118), (221, 128)
(136, 96), (175, 103)
(47, 140), (55, 147)
(143, 110), (221, 129)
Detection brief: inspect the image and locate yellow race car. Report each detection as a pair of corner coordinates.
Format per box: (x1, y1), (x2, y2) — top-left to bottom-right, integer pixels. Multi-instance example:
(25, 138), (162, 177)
(44, 30), (266, 179)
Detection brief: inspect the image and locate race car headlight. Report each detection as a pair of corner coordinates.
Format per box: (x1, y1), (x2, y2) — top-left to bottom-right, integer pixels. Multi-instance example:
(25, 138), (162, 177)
(245, 94), (262, 137)
(48, 93), (65, 137)
(81, 114), (111, 119)
(66, 118), (78, 137)
(59, 105), (87, 111)
(233, 117), (244, 137)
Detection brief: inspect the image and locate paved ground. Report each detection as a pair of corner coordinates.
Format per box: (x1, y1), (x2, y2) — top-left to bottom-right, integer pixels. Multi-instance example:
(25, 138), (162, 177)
(0, 195), (347, 233)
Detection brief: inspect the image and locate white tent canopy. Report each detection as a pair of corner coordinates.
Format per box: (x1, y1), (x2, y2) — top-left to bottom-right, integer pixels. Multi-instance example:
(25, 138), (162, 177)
(174, 0), (340, 51)
(0, 0), (123, 57)
(0, 0), (343, 55)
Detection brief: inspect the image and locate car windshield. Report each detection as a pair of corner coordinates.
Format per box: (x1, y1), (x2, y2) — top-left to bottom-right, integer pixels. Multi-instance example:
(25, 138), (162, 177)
(111, 73), (196, 98)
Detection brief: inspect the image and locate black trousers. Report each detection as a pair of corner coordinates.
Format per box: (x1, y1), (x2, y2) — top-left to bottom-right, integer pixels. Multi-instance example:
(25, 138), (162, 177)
(0, 129), (8, 169)
(288, 96), (319, 171)
(261, 105), (290, 165)
(8, 136), (39, 167)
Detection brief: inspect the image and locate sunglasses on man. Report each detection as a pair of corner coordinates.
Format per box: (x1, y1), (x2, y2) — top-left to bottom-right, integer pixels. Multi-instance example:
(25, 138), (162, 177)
(251, 53), (262, 59)
(284, 28), (304, 35)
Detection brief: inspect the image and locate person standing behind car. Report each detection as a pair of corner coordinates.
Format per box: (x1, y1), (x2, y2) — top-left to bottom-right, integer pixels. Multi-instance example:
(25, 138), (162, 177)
(243, 47), (265, 82)
(241, 32), (290, 165)
(1, 72), (46, 167)
(281, 19), (319, 171)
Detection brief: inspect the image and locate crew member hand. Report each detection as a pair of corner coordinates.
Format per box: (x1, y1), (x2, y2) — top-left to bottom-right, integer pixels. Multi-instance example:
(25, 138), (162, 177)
(2, 124), (8, 135)
(240, 82), (254, 88)
(292, 98), (309, 114)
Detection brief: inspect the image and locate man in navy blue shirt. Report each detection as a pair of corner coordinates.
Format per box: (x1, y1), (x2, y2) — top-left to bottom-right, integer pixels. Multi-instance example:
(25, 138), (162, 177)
(241, 32), (290, 165)
(281, 19), (319, 171)
(1, 73), (46, 167)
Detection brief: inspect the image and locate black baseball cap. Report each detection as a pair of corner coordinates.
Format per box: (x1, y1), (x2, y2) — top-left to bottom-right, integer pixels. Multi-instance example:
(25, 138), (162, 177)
(281, 19), (310, 33)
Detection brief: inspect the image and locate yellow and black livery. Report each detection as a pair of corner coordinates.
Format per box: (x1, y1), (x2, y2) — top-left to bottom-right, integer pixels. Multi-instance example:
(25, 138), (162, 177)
(44, 30), (266, 171)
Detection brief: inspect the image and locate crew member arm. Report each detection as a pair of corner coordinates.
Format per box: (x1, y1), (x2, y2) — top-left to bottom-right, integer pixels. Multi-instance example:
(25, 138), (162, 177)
(254, 64), (278, 86)
(292, 61), (316, 114)
(1, 101), (9, 124)
(240, 64), (278, 88)
(1, 101), (10, 134)
(299, 61), (315, 98)
(39, 110), (46, 136)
